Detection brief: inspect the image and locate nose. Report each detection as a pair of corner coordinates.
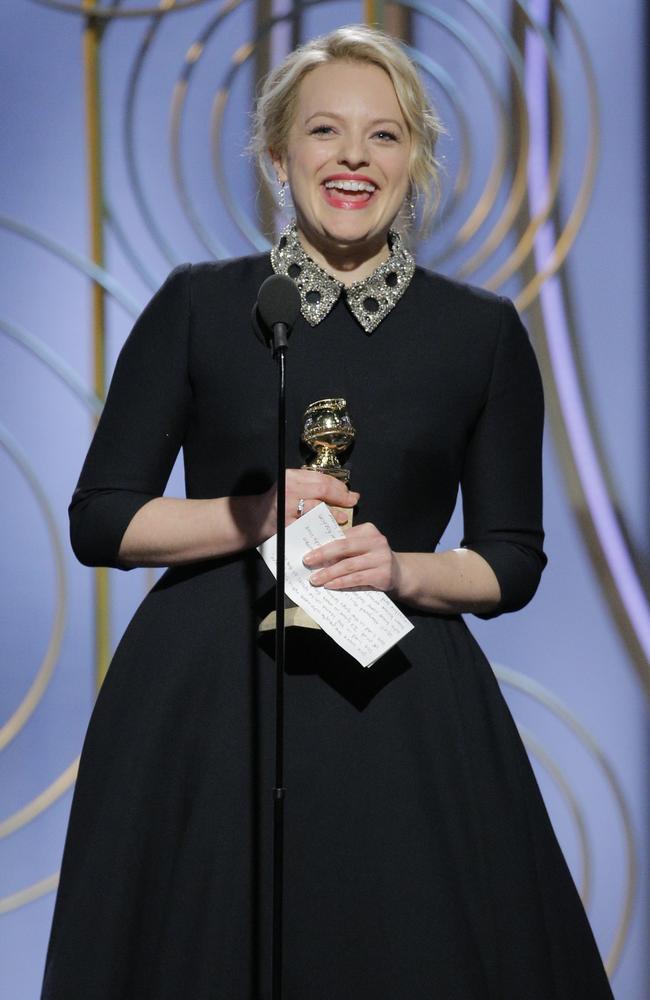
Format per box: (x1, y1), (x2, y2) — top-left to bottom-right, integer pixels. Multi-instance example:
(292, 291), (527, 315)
(336, 131), (369, 170)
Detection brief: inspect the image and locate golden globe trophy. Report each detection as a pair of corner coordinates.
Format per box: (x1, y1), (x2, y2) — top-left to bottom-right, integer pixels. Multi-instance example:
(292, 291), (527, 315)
(259, 397), (355, 633)
(302, 397), (355, 529)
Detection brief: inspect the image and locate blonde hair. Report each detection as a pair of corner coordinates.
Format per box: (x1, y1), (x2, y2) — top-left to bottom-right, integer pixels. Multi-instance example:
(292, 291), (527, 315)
(250, 25), (444, 233)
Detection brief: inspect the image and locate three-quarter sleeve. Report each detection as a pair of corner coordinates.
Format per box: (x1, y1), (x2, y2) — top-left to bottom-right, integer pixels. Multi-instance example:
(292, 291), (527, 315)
(460, 297), (547, 619)
(69, 265), (192, 569)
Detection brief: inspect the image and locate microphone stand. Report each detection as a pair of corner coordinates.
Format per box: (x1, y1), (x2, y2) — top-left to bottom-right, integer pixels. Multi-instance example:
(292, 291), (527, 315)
(253, 275), (298, 1000)
(271, 322), (289, 1000)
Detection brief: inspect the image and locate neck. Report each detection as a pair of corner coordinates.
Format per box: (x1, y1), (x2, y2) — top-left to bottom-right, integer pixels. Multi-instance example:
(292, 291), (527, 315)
(294, 223), (393, 286)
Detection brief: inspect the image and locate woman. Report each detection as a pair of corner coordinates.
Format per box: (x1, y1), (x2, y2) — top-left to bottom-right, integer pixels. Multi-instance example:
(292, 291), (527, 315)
(43, 25), (613, 1000)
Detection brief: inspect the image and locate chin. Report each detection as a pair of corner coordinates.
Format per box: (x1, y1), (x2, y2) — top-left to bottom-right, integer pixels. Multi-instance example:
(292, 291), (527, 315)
(319, 216), (385, 246)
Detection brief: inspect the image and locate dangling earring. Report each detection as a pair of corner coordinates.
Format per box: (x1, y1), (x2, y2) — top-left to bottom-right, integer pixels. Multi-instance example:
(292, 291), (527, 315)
(278, 180), (287, 209)
(406, 191), (416, 227)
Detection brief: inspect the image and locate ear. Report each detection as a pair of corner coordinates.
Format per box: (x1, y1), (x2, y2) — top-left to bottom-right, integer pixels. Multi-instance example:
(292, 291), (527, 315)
(269, 148), (288, 184)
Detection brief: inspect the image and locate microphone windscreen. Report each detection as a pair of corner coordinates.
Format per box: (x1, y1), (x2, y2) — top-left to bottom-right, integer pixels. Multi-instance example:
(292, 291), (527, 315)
(257, 274), (301, 331)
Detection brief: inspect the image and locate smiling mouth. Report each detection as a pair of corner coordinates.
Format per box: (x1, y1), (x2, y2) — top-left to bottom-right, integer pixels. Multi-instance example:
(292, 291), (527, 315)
(322, 178), (378, 208)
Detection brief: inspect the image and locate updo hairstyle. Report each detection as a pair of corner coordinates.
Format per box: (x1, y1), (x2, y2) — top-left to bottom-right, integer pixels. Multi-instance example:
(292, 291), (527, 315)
(250, 24), (445, 232)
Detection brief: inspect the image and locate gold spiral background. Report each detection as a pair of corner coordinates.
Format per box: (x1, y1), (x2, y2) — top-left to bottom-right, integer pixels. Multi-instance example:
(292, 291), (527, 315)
(1, 0), (645, 985)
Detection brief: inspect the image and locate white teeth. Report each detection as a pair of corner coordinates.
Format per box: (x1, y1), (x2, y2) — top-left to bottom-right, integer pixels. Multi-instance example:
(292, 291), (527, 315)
(324, 179), (376, 193)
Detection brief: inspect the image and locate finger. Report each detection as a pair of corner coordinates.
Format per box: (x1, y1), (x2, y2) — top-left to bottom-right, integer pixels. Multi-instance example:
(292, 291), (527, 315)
(309, 552), (383, 586)
(319, 564), (391, 591)
(324, 575), (376, 591)
(322, 557), (394, 591)
(287, 469), (360, 508)
(303, 538), (356, 567)
(287, 497), (322, 521)
(303, 530), (387, 567)
(289, 497), (351, 522)
(343, 522), (382, 538)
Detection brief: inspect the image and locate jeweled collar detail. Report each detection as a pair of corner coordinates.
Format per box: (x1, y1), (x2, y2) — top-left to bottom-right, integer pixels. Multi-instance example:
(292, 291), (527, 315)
(270, 222), (415, 334)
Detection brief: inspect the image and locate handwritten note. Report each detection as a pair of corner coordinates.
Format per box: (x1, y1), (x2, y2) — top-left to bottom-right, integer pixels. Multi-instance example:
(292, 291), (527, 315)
(258, 503), (414, 668)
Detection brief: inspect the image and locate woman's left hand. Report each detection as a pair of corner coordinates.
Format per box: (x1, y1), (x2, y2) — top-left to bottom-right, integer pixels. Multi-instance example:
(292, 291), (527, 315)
(302, 522), (401, 593)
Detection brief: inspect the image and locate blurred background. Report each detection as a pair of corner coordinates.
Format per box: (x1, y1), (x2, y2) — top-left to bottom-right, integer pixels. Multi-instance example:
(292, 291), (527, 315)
(0, 1), (647, 996)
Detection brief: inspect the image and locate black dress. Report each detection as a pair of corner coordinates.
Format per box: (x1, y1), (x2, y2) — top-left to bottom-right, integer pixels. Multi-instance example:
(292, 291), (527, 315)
(42, 256), (613, 999)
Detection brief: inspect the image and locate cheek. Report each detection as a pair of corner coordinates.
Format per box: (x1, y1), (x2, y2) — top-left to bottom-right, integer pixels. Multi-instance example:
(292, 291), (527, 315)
(377, 150), (410, 189)
(394, 152), (412, 182)
(287, 145), (331, 181)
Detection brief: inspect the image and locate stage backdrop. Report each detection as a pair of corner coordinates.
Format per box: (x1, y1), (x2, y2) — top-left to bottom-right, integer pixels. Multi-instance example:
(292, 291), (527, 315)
(0, 1), (647, 997)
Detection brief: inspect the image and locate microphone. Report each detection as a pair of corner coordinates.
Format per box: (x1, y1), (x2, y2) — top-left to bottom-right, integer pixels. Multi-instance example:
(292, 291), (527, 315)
(252, 274), (301, 354)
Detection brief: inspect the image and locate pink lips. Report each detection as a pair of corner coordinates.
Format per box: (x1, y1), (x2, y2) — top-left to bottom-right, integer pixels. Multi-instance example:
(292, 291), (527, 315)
(321, 173), (377, 210)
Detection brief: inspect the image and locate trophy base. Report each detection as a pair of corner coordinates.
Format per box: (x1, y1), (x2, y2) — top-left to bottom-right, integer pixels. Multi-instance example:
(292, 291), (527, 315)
(258, 599), (320, 633)
(257, 505), (353, 634)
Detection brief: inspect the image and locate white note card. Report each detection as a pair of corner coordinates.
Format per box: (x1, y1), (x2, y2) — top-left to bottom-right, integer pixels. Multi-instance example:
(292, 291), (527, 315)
(258, 503), (414, 668)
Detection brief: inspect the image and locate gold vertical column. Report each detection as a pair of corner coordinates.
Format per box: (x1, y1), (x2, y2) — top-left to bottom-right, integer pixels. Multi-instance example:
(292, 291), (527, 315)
(254, 0), (275, 241)
(363, 1), (412, 44)
(82, 1), (110, 690)
(364, 0), (383, 25)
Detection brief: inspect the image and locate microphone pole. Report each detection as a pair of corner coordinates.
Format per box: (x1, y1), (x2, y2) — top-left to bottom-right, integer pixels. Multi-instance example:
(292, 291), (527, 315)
(252, 275), (300, 1000)
(272, 327), (287, 1000)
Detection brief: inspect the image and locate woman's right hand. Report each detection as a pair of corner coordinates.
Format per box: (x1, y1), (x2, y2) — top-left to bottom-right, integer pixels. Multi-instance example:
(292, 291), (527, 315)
(253, 469), (360, 544)
(117, 472), (359, 569)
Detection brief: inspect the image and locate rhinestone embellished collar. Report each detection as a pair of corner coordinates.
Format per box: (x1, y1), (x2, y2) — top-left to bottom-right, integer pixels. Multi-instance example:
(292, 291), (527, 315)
(270, 222), (415, 334)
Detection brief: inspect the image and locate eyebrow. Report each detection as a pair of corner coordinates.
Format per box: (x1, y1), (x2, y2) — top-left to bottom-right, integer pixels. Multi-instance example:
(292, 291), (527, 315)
(304, 112), (405, 130)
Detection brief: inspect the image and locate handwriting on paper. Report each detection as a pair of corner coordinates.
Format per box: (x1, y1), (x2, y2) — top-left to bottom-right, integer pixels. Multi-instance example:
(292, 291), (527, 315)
(258, 504), (414, 668)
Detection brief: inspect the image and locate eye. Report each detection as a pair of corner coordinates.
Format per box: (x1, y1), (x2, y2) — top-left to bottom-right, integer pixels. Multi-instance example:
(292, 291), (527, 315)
(373, 130), (399, 142)
(309, 125), (336, 136)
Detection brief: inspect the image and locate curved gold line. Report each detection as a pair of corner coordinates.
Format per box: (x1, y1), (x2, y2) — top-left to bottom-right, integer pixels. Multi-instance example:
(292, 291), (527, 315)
(210, 85), (234, 203)
(169, 78), (200, 245)
(0, 434), (66, 751)
(535, 312), (650, 686)
(0, 873), (59, 915)
(518, 725), (591, 906)
(429, 40), (510, 267)
(208, 24), (280, 250)
(451, 5), (532, 278)
(515, 0), (600, 311)
(457, 76), (530, 278)
(494, 663), (636, 976)
(167, 0), (248, 258)
(32, 0), (211, 18)
(169, 77), (187, 195)
(122, 15), (181, 267)
(210, 70), (274, 248)
(0, 760), (79, 839)
(446, 2), (568, 282)
(479, 13), (564, 287)
(450, 2), (569, 282)
(170, 73), (226, 256)
(436, 89), (473, 226)
(525, 8), (649, 689)
(510, 8), (648, 685)
(396, 1), (525, 273)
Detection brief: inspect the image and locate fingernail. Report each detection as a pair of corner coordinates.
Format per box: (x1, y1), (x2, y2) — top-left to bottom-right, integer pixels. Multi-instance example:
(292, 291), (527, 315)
(303, 552), (316, 566)
(310, 572), (323, 585)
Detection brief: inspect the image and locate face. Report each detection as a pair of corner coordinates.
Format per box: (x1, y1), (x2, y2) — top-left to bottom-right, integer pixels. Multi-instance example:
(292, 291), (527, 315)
(272, 60), (411, 265)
